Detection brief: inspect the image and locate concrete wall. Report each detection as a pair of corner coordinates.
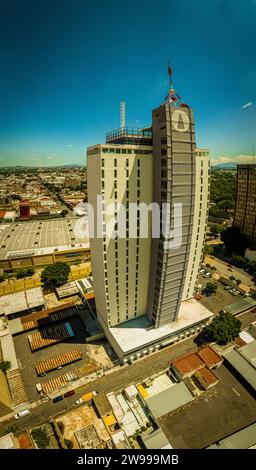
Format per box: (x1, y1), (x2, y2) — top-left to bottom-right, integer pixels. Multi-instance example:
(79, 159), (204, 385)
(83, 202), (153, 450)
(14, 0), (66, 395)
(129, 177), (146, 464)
(182, 149), (210, 300)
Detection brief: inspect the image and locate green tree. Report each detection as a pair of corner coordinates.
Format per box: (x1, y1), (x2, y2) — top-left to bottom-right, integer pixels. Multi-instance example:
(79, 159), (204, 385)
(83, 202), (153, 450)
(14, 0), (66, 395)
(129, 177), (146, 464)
(236, 279), (241, 285)
(0, 361), (11, 374)
(16, 267), (35, 279)
(203, 245), (213, 259)
(221, 226), (249, 255)
(41, 262), (71, 288)
(217, 199), (235, 211)
(31, 428), (50, 449)
(202, 312), (241, 345)
(209, 224), (224, 237)
(206, 282), (218, 294)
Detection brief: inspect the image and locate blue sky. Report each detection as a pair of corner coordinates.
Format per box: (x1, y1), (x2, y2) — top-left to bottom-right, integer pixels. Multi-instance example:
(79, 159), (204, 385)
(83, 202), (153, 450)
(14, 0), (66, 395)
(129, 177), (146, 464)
(0, 0), (256, 166)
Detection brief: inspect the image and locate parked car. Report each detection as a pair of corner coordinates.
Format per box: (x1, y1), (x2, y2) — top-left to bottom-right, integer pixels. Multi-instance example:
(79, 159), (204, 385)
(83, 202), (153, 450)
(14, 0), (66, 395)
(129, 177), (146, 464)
(199, 269), (205, 274)
(64, 390), (75, 398)
(52, 395), (63, 404)
(225, 285), (232, 290)
(231, 290), (240, 296)
(75, 397), (84, 405)
(15, 409), (30, 419)
(203, 272), (211, 278)
(227, 267), (234, 272)
(75, 391), (97, 405)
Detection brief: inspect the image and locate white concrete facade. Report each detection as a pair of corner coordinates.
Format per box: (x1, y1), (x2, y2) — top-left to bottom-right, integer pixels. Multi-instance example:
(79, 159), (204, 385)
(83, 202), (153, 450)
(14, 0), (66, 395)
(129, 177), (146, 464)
(182, 149), (210, 300)
(87, 143), (153, 328)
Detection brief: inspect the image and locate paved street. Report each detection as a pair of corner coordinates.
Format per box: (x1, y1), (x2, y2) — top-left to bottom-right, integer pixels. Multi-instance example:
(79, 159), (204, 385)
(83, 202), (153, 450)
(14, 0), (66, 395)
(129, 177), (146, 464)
(1, 308), (255, 437)
(0, 337), (197, 435)
(205, 255), (255, 287)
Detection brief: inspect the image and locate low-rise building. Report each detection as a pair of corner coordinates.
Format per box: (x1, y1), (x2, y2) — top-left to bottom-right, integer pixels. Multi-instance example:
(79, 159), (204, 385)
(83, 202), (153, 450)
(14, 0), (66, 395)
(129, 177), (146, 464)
(145, 382), (193, 420)
(207, 422), (256, 449)
(0, 433), (19, 449)
(197, 346), (223, 369)
(194, 367), (219, 390)
(171, 352), (205, 379)
(0, 287), (45, 319)
(93, 393), (113, 419)
(141, 428), (172, 449)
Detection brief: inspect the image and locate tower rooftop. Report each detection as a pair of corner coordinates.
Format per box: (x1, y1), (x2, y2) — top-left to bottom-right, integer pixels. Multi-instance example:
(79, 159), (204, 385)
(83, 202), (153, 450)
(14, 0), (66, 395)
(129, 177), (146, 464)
(106, 126), (152, 146)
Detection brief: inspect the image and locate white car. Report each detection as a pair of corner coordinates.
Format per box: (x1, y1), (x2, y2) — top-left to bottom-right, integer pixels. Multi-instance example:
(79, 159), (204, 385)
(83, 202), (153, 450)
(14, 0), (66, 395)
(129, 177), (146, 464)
(75, 398), (84, 405)
(203, 272), (211, 278)
(199, 269), (205, 274)
(15, 409), (30, 419)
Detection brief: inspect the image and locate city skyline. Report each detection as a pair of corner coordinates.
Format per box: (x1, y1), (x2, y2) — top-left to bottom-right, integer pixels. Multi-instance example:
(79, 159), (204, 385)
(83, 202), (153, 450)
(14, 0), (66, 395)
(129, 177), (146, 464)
(0, 0), (256, 167)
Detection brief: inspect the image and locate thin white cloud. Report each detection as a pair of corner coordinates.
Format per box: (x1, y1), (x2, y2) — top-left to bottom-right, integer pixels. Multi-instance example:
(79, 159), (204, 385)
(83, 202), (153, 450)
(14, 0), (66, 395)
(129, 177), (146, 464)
(66, 144), (75, 147)
(242, 102), (253, 109)
(212, 154), (256, 166)
(136, 119), (140, 123)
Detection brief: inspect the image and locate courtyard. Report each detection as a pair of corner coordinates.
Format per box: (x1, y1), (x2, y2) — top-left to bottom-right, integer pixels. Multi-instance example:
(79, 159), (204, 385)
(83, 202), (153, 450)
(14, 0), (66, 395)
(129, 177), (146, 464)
(13, 315), (114, 401)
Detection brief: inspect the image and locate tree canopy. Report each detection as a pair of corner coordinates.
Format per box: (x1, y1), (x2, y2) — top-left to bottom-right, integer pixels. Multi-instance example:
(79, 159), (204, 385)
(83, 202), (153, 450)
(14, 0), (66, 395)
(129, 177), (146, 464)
(203, 244), (213, 258)
(221, 226), (249, 255)
(0, 361), (11, 374)
(209, 223), (224, 237)
(31, 428), (50, 449)
(206, 282), (218, 294)
(201, 312), (241, 345)
(41, 262), (70, 288)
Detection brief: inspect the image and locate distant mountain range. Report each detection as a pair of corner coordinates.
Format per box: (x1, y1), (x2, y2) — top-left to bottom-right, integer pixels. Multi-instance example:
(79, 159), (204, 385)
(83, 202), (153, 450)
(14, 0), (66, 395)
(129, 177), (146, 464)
(63, 164), (84, 168)
(213, 162), (237, 169)
(0, 163), (85, 169)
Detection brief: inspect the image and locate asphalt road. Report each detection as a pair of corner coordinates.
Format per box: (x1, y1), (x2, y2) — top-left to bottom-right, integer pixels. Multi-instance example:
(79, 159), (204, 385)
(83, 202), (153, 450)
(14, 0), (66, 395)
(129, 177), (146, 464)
(1, 308), (255, 437)
(0, 337), (197, 436)
(204, 255), (255, 287)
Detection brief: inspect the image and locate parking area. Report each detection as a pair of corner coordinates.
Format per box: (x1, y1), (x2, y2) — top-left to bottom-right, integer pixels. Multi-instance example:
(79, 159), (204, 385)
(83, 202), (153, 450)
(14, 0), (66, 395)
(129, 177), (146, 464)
(13, 315), (113, 402)
(204, 255), (255, 288)
(197, 274), (240, 314)
(158, 365), (256, 449)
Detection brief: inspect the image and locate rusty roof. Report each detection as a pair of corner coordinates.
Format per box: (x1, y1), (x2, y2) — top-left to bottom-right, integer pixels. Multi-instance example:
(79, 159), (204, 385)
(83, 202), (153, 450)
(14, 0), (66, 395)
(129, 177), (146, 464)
(172, 352), (205, 375)
(197, 346), (223, 367)
(194, 367), (218, 386)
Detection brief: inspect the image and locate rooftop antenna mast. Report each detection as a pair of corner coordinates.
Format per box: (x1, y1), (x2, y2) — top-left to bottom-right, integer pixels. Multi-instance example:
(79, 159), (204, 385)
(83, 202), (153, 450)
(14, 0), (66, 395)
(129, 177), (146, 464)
(168, 60), (173, 90)
(120, 101), (126, 130)
(163, 62), (189, 108)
